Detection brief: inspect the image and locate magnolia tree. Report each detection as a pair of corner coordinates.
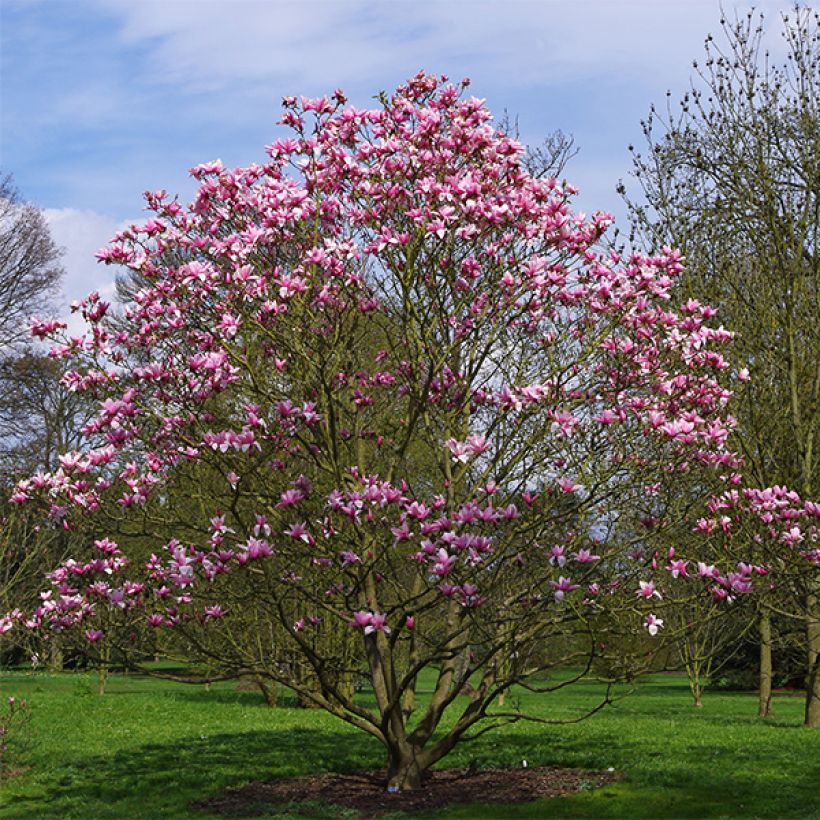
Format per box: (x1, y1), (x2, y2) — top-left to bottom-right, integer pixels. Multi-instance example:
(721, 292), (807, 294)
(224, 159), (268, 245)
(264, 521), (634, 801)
(2, 74), (779, 788)
(697, 486), (820, 723)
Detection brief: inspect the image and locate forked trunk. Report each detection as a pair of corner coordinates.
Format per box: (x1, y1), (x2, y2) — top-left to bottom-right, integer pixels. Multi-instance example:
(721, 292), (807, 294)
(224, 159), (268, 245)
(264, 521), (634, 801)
(685, 659), (704, 708)
(758, 612), (773, 718)
(387, 746), (426, 791)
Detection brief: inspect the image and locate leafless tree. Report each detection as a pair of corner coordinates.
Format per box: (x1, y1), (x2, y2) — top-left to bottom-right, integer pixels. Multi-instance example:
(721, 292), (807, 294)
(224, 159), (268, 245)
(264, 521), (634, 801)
(0, 174), (63, 352)
(620, 7), (820, 725)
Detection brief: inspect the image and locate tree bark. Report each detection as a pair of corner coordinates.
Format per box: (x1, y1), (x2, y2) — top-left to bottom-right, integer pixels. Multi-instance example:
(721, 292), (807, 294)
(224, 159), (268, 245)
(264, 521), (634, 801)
(337, 669), (355, 704)
(805, 588), (820, 727)
(256, 677), (279, 708)
(94, 638), (112, 696)
(684, 653), (704, 708)
(387, 744), (426, 791)
(758, 612), (773, 718)
(692, 678), (704, 708)
(47, 644), (64, 672)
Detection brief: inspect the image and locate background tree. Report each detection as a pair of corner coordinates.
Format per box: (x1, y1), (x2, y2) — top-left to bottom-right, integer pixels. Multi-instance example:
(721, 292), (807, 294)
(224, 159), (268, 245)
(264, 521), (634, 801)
(0, 175), (62, 352)
(0, 174), (72, 484)
(620, 7), (820, 724)
(0, 176), (74, 669)
(0, 353), (89, 482)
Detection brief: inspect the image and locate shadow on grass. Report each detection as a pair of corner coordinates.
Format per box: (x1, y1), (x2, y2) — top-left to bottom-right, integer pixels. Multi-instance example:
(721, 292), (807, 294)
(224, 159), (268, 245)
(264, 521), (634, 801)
(2, 727), (380, 819)
(3, 715), (818, 819)
(170, 688), (382, 715)
(164, 686), (279, 709)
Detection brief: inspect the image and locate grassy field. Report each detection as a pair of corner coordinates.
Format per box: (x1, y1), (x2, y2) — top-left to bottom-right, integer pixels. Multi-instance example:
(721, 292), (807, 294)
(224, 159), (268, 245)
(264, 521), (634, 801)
(0, 668), (817, 819)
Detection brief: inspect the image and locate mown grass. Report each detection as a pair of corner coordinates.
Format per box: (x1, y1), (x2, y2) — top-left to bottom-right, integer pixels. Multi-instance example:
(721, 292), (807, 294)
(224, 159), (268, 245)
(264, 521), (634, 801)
(0, 668), (817, 818)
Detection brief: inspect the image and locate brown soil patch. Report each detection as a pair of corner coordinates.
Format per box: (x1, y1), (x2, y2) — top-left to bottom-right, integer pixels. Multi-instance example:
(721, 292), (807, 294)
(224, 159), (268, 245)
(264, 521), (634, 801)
(193, 765), (621, 818)
(0, 765), (28, 781)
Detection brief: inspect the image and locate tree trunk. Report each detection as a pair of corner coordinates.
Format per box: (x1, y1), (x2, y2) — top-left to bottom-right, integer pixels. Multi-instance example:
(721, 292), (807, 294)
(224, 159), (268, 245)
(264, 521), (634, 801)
(758, 612), (773, 718)
(98, 641), (111, 696)
(47, 644), (64, 671)
(256, 677), (279, 708)
(291, 653), (321, 708)
(386, 745), (426, 791)
(805, 588), (820, 728)
(684, 656), (704, 708)
(692, 678), (704, 708)
(335, 668), (355, 704)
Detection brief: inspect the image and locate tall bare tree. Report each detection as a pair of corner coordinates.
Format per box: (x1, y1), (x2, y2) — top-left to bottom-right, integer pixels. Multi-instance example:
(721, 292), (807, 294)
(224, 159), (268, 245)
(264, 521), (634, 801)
(0, 175), (63, 352)
(621, 7), (820, 725)
(0, 352), (89, 481)
(0, 177), (74, 665)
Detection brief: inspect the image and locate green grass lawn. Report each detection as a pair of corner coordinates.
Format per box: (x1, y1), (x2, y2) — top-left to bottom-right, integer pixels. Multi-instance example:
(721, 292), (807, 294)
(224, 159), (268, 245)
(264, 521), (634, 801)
(0, 668), (817, 819)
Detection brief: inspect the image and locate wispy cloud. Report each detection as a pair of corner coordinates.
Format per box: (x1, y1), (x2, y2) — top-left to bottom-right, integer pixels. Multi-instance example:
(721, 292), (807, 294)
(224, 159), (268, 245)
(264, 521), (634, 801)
(4, 0), (798, 316)
(98, 0), (765, 92)
(43, 207), (132, 330)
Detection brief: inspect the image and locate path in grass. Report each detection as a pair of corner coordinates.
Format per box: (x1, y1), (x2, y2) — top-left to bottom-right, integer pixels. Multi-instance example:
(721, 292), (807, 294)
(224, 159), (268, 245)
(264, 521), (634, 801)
(0, 670), (817, 818)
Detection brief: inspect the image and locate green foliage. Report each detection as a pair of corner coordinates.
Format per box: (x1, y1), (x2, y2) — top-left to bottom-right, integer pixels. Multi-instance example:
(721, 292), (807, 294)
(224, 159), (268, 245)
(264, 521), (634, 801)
(707, 630), (807, 693)
(0, 669), (817, 818)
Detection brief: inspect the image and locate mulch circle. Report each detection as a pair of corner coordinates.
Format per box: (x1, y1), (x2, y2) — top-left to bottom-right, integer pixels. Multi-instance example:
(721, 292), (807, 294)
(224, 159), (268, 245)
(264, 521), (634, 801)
(192, 765), (621, 817)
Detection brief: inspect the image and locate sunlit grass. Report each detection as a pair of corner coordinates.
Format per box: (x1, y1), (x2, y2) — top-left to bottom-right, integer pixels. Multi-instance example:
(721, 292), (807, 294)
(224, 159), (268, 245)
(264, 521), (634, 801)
(0, 668), (816, 818)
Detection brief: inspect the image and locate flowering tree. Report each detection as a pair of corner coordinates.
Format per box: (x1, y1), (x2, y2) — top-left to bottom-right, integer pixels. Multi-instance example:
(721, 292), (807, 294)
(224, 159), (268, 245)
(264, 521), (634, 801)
(6, 74), (760, 788)
(696, 486), (820, 723)
(660, 565), (753, 708)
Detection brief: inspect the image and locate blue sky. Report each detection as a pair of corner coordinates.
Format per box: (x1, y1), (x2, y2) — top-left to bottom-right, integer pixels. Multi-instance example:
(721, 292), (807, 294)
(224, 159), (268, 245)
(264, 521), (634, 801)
(0, 0), (795, 319)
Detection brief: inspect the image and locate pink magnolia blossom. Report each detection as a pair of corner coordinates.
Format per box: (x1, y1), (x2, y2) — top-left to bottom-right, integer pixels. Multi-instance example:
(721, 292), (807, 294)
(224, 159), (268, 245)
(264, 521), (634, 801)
(636, 581), (662, 600)
(364, 613), (391, 635)
(666, 559), (689, 579)
(551, 576), (580, 602)
(285, 522), (314, 544)
(644, 614), (664, 636)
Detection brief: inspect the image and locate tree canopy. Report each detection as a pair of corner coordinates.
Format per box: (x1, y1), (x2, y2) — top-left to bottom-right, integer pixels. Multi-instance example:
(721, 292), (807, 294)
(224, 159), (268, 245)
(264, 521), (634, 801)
(4, 73), (817, 785)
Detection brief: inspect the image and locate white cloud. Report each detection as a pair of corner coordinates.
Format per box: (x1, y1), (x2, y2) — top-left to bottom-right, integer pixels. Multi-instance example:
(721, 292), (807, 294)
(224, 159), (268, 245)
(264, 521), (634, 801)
(18, 0), (801, 308)
(95, 0), (792, 96)
(43, 207), (134, 333)
(78, 0), (797, 231)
